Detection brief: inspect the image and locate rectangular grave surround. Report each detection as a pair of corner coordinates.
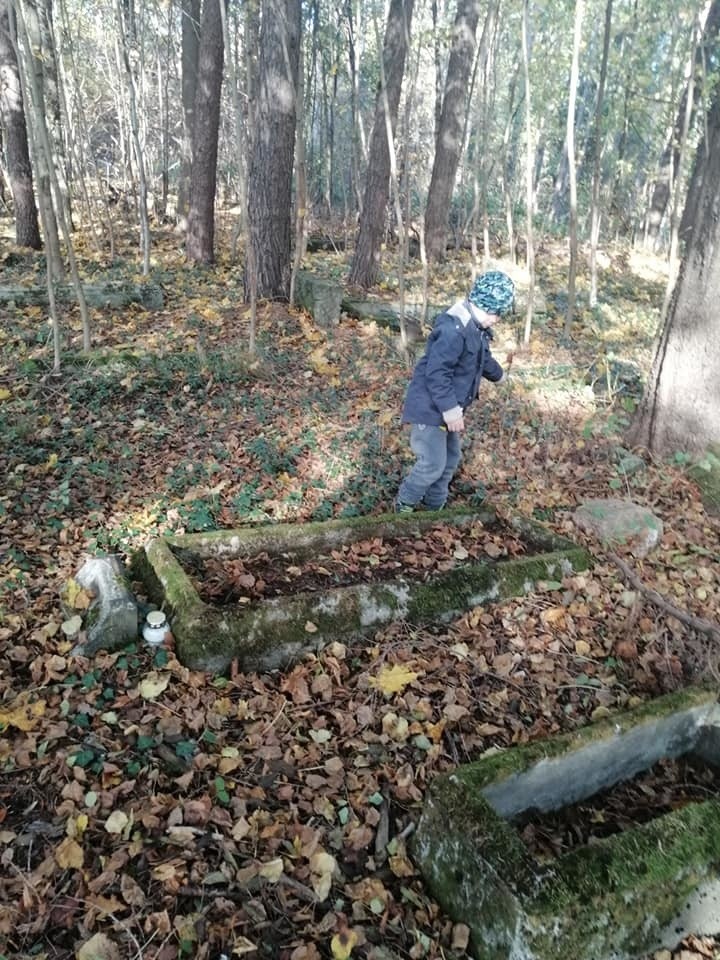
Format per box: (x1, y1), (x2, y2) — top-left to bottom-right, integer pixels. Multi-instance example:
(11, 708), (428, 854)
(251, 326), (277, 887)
(413, 687), (720, 960)
(132, 506), (590, 672)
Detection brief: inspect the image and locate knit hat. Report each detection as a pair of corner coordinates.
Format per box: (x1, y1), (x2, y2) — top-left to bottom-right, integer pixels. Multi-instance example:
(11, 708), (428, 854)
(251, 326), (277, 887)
(468, 271), (515, 316)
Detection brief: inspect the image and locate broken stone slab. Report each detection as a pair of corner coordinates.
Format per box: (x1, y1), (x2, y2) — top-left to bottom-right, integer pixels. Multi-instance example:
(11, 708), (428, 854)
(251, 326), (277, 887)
(294, 270), (343, 329)
(0, 279), (164, 310)
(413, 687), (720, 960)
(131, 507), (591, 673)
(340, 297), (445, 330)
(573, 498), (663, 557)
(73, 556), (139, 655)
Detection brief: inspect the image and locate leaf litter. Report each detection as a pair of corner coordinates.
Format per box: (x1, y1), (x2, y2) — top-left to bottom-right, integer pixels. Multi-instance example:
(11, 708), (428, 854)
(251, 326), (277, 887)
(0, 236), (719, 959)
(186, 520), (525, 604)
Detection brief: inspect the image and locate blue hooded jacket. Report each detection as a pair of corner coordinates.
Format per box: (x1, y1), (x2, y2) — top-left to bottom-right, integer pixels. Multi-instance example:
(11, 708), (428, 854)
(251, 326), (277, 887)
(401, 303), (504, 426)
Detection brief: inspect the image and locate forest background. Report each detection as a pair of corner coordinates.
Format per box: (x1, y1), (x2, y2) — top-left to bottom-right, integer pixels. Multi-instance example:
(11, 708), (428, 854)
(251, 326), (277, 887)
(1, 0), (720, 959)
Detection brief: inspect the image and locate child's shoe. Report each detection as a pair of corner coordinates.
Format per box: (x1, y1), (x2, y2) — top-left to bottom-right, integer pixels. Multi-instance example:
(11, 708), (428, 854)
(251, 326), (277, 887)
(394, 500), (415, 514)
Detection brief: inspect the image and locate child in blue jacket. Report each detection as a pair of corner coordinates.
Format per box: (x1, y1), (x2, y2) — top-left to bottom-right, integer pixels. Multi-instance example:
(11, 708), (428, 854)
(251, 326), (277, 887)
(396, 270), (514, 512)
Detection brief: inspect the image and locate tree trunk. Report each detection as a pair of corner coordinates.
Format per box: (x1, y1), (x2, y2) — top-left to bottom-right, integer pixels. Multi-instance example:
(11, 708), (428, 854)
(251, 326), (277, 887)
(0, 0), (41, 248)
(348, 0), (414, 288)
(645, 0), (720, 245)
(38, 0), (71, 228)
(177, 0), (200, 230)
(424, 0), (481, 262)
(247, 0), (301, 298)
(628, 84), (720, 456)
(17, 0), (62, 272)
(116, 0), (151, 273)
(186, 0), (225, 264)
(563, 0), (584, 338)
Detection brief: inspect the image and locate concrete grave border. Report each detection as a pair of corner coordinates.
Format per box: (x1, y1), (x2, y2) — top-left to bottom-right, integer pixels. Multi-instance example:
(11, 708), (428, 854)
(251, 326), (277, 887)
(132, 507), (590, 673)
(413, 687), (720, 960)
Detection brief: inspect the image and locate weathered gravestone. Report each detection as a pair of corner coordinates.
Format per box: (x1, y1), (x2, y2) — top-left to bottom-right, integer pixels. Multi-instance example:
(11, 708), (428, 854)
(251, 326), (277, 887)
(294, 270), (343, 329)
(69, 556), (139, 655)
(573, 498), (663, 557)
(413, 687), (720, 960)
(131, 507), (590, 673)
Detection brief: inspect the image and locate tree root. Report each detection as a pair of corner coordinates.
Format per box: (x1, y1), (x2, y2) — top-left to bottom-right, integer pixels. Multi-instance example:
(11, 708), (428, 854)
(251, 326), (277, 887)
(609, 552), (720, 645)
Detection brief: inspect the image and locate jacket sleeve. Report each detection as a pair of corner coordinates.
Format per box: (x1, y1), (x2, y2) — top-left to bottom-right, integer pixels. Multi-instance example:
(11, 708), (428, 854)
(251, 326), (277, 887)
(424, 324), (466, 414)
(482, 349), (504, 383)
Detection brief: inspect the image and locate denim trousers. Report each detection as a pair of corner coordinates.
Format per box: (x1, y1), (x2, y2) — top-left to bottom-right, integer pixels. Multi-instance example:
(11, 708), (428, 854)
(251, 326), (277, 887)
(398, 423), (462, 509)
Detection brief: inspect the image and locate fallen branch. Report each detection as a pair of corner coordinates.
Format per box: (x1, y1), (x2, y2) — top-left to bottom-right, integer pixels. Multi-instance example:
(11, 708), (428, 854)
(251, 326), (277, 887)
(609, 552), (720, 643)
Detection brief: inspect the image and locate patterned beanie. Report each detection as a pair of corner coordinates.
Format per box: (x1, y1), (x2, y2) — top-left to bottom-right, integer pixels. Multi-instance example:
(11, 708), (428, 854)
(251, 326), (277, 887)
(468, 271), (515, 316)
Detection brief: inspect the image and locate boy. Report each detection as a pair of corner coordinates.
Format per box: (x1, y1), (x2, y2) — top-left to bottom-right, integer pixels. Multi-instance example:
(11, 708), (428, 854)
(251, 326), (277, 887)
(395, 270), (515, 513)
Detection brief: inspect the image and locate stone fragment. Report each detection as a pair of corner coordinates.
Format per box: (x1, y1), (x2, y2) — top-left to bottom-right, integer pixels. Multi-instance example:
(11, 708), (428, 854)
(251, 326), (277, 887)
(73, 555), (139, 655)
(573, 498), (663, 556)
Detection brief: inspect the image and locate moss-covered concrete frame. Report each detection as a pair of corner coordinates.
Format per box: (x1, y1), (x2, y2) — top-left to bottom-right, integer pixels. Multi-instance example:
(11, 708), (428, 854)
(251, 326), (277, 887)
(413, 687), (720, 960)
(132, 507), (590, 673)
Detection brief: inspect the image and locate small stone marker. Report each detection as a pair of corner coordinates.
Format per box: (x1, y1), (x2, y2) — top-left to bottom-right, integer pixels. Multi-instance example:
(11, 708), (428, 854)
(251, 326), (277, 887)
(294, 271), (343, 329)
(573, 498), (663, 556)
(73, 556), (139, 655)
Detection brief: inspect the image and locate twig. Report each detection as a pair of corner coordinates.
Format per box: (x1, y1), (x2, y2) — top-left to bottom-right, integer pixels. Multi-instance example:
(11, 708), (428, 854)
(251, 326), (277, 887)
(609, 552), (720, 644)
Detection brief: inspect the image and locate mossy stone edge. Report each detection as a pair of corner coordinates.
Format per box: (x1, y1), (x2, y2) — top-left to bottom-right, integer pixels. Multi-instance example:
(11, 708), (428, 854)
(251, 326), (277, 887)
(413, 688), (720, 960)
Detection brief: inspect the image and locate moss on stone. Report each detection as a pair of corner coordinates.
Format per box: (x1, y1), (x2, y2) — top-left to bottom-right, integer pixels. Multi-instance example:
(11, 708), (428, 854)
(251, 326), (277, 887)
(438, 687), (717, 795)
(165, 507), (498, 561)
(525, 801), (720, 958)
(413, 690), (720, 960)
(689, 450), (720, 516)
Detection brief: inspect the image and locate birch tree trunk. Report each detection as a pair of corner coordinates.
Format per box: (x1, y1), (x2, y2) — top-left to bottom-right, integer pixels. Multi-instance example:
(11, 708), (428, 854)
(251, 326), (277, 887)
(588, 0), (613, 308)
(563, 0), (584, 338)
(177, 0), (200, 231)
(521, 0), (535, 346)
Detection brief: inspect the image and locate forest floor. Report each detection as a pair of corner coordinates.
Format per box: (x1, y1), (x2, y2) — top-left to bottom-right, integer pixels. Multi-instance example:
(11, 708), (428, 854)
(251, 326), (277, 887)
(1, 224), (720, 960)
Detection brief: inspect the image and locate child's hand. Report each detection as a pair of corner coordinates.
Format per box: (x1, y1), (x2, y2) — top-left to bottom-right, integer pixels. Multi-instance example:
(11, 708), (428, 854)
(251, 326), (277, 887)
(446, 416), (464, 432)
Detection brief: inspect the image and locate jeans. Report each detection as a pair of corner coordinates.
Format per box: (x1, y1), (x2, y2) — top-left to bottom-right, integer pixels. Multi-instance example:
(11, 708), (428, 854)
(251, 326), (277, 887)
(398, 423), (462, 509)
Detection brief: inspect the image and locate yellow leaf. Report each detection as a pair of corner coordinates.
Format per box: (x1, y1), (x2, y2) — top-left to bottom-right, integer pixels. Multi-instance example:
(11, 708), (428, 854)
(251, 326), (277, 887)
(331, 929), (358, 960)
(258, 857), (284, 882)
(64, 577), (93, 610)
(138, 672), (171, 699)
(540, 606), (567, 628)
(45, 452), (58, 471)
(232, 937), (258, 956)
(104, 810), (129, 834)
(0, 388), (11, 401)
(55, 836), (84, 869)
(369, 664), (420, 696)
(0, 695), (46, 732)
